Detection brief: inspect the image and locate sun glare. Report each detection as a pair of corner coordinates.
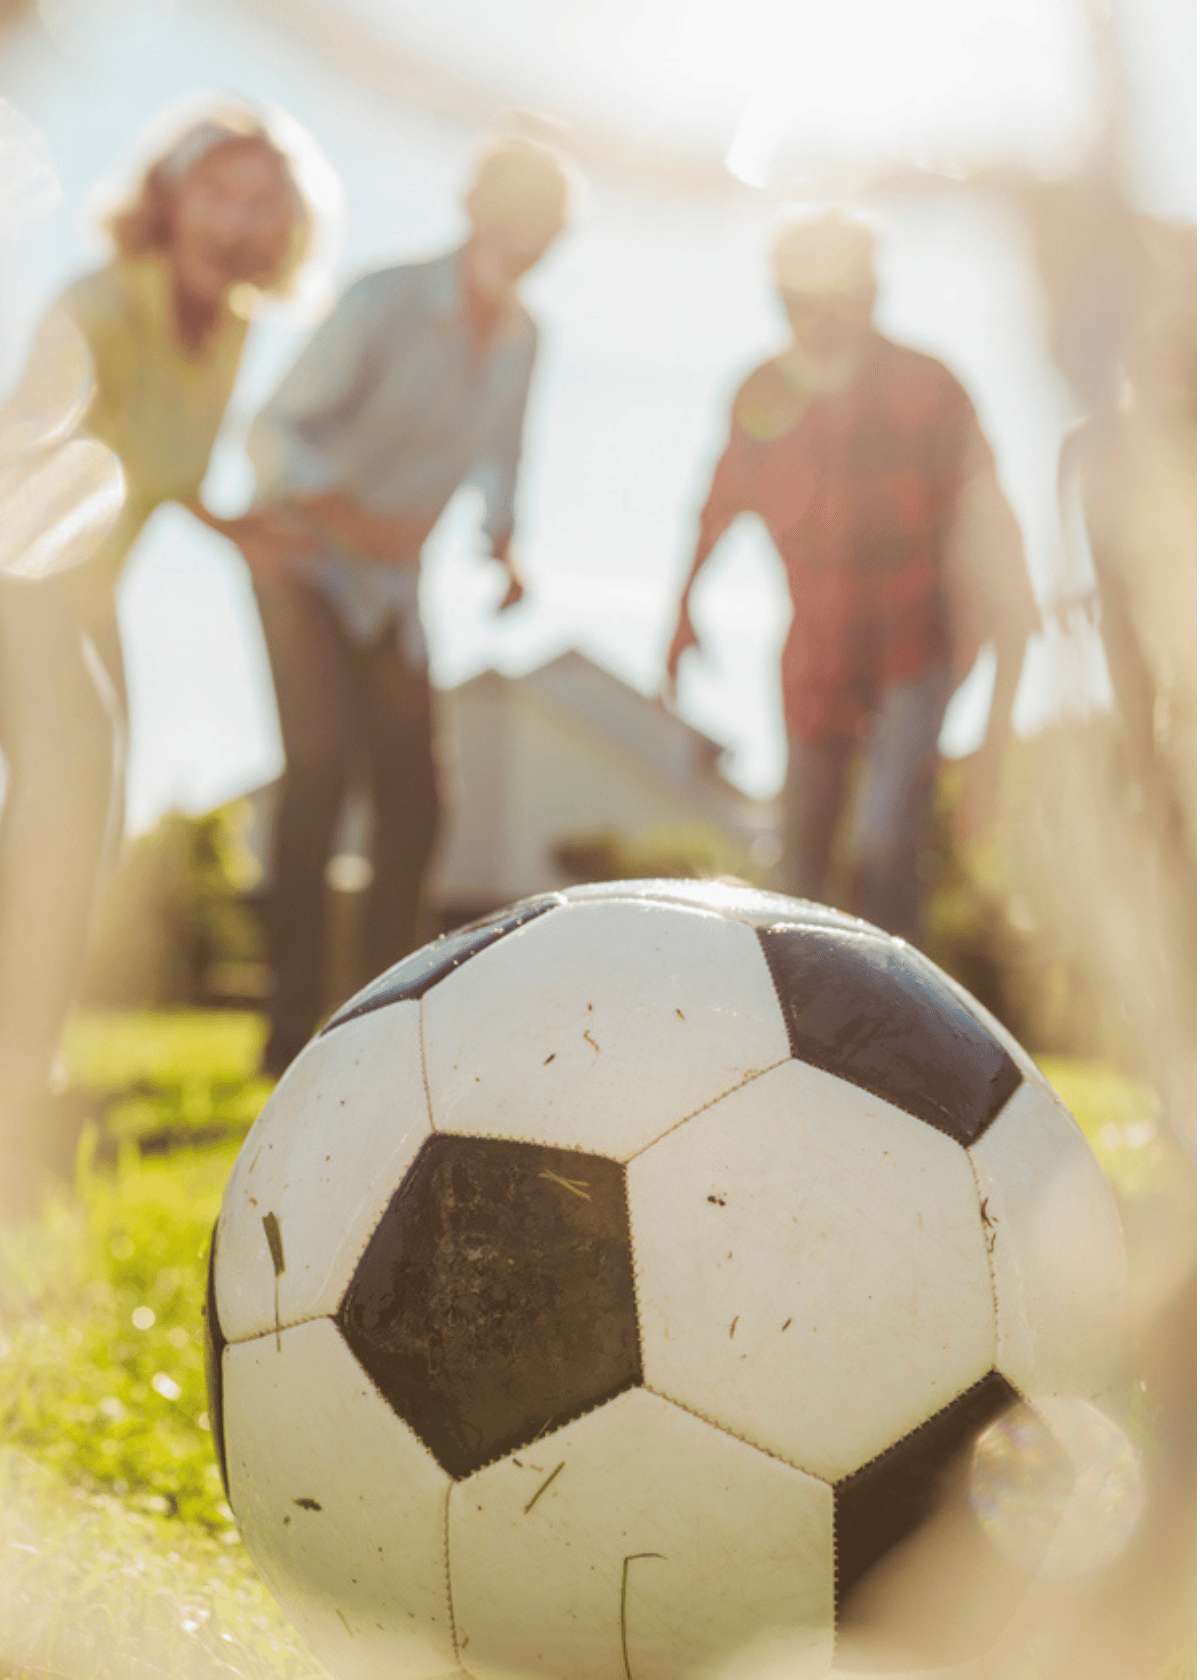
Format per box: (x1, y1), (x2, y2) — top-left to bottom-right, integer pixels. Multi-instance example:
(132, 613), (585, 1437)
(725, 0), (1101, 188)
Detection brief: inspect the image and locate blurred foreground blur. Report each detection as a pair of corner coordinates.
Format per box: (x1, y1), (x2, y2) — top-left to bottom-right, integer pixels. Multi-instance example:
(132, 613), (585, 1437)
(0, 0), (1193, 1675)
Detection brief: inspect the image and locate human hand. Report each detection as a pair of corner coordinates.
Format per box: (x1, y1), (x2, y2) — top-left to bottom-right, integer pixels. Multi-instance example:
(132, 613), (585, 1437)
(663, 606), (699, 700)
(224, 507), (318, 578)
(487, 532), (525, 614)
(496, 567), (526, 613)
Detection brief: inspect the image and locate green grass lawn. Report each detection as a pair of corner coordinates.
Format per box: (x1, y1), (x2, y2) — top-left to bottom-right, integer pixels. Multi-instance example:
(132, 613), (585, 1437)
(64, 1009), (273, 1150)
(0, 1009), (1187, 1679)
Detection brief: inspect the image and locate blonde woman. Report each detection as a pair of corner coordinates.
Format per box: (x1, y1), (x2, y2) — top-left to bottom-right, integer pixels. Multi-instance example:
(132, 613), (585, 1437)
(0, 107), (317, 1205)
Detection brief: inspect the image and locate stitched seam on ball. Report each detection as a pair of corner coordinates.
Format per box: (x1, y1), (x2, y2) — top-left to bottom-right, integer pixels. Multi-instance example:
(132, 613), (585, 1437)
(965, 1146), (1001, 1363)
(442, 1482), (462, 1666)
(333, 1325), (483, 1471)
(300, 1130), (434, 1324)
(758, 925), (795, 1045)
(224, 1155), (421, 1347)
(223, 1313), (463, 1479)
(621, 1058), (793, 1164)
(454, 1376), (644, 1484)
(419, 996), (437, 1132)
(831, 1508), (841, 1655)
(625, 1178), (648, 1380)
(833, 1369), (1000, 1491)
(645, 1385), (833, 1483)
(831, 1371), (1011, 1638)
(432, 1122), (617, 1158)
(220, 1308), (330, 1349)
(757, 927), (1021, 1145)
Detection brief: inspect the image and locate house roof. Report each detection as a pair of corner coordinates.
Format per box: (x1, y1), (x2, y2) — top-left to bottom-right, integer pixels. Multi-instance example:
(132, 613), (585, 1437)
(446, 646), (768, 828)
(229, 646), (775, 885)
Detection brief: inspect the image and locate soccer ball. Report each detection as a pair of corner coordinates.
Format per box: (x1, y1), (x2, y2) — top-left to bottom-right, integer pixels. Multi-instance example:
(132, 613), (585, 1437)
(205, 881), (1125, 1680)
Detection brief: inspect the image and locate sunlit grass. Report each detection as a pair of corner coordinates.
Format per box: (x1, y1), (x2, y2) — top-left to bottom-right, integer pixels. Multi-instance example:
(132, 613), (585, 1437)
(0, 1448), (321, 1680)
(1039, 1056), (1170, 1201)
(9, 1011), (265, 1538)
(1, 1140), (233, 1531)
(63, 1009), (271, 1146)
(0, 1014), (313, 1677)
(65, 1008), (265, 1093)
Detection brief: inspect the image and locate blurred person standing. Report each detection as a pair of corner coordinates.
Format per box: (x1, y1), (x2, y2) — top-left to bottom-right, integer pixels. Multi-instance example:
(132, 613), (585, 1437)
(1052, 218), (1196, 1128)
(666, 212), (1036, 943)
(1016, 216), (1196, 1680)
(1059, 221), (1195, 879)
(245, 137), (570, 1076)
(0, 107), (315, 1208)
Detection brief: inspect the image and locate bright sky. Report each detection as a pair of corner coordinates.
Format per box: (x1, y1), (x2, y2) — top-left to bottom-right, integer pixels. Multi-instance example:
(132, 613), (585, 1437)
(0, 0), (1193, 831)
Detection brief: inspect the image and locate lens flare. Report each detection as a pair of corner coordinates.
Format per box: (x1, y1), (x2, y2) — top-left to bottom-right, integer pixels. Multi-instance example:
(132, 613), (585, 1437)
(0, 311), (95, 459)
(0, 313), (126, 579)
(0, 439), (125, 580)
(971, 1396), (1144, 1581)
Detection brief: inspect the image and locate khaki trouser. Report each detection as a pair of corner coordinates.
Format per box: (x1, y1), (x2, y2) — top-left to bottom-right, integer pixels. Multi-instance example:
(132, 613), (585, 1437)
(254, 572), (441, 1069)
(0, 575), (126, 1117)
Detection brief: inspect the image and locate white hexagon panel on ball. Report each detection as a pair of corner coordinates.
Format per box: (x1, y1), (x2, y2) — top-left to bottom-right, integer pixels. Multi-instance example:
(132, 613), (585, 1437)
(212, 1004), (431, 1343)
(628, 1058), (996, 1483)
(971, 1079), (1127, 1402)
(222, 1319), (456, 1680)
(422, 898), (792, 1160)
(449, 1386), (835, 1680)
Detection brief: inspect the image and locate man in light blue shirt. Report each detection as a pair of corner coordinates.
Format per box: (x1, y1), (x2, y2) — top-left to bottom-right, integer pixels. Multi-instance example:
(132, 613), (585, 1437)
(245, 138), (570, 1074)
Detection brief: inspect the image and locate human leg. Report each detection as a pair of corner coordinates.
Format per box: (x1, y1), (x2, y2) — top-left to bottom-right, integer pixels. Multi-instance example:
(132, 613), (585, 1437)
(359, 633), (442, 980)
(852, 667), (952, 943)
(0, 581), (124, 1198)
(780, 735), (853, 905)
(82, 600), (130, 884)
(254, 575), (357, 1072)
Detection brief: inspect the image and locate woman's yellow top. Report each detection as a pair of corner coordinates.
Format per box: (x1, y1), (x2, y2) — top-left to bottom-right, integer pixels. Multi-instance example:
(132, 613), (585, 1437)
(55, 256), (247, 601)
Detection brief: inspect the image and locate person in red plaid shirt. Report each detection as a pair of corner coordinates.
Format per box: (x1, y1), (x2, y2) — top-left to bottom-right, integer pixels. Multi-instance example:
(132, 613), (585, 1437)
(666, 212), (1035, 942)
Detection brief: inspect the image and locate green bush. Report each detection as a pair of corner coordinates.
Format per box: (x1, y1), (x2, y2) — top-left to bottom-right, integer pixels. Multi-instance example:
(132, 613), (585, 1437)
(82, 803), (265, 1009)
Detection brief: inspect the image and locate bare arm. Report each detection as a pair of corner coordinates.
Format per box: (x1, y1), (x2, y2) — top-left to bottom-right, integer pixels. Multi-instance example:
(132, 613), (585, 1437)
(471, 337), (538, 612)
(664, 518), (731, 693)
(664, 395), (753, 696)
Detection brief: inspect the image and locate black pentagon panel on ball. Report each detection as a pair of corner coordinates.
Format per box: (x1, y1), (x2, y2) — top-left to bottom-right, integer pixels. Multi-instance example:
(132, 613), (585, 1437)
(834, 1374), (1071, 1668)
(452, 890), (567, 935)
(338, 1134), (642, 1479)
(758, 925), (1021, 1144)
(322, 896), (563, 1034)
(202, 1222), (230, 1501)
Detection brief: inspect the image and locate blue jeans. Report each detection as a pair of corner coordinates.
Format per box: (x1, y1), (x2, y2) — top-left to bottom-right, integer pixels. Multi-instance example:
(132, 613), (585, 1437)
(781, 668), (952, 943)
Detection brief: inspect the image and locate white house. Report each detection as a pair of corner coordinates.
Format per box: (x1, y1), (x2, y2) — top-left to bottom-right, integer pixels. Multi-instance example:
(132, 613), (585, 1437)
(239, 648), (777, 925)
(433, 649), (776, 917)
